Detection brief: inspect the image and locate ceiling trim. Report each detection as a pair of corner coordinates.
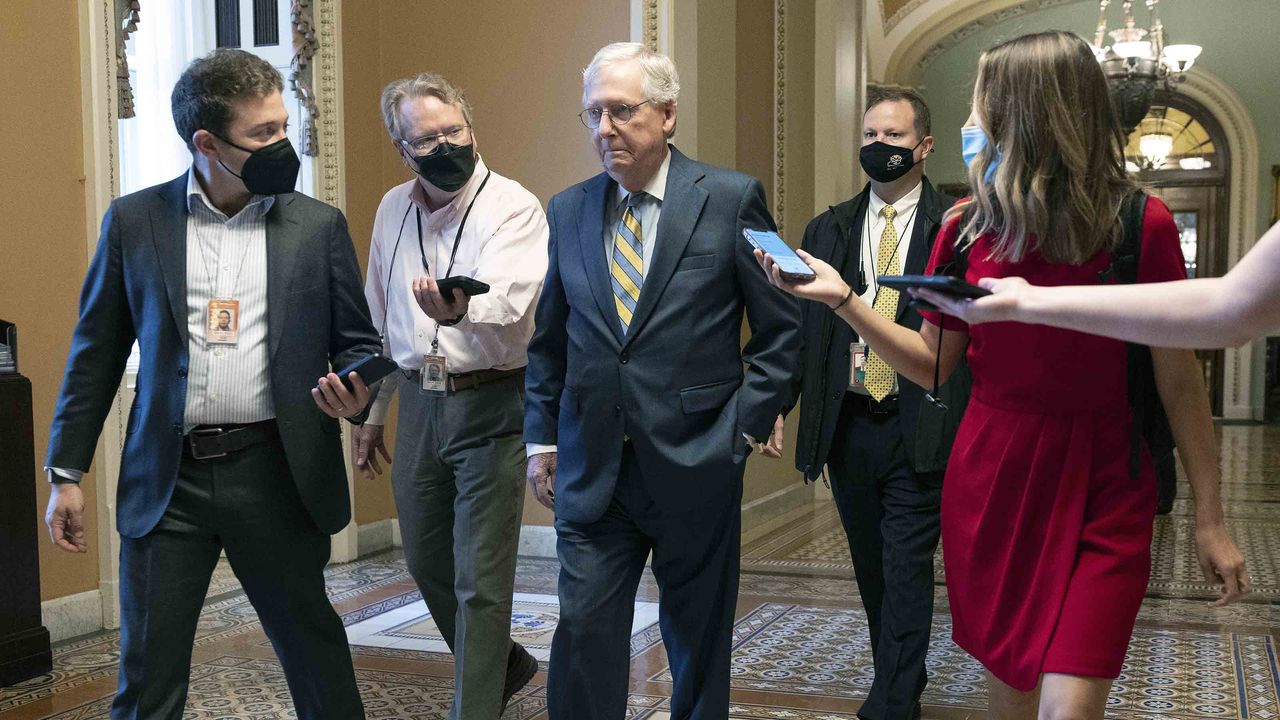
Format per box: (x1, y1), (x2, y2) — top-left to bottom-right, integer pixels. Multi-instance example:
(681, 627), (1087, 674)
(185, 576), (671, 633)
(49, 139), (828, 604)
(879, 0), (1088, 83)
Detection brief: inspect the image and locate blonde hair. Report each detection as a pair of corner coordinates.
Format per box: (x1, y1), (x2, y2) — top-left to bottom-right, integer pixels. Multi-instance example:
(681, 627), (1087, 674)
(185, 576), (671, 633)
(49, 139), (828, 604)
(946, 31), (1135, 264)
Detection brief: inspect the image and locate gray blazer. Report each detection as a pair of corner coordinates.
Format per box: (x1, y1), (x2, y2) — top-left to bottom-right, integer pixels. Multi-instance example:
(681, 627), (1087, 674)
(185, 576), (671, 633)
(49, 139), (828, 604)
(46, 173), (381, 538)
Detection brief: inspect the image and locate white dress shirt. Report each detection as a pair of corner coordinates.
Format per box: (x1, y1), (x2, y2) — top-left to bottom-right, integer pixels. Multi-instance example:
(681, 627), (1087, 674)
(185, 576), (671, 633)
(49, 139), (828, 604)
(364, 157), (549, 425)
(850, 181), (923, 399)
(48, 168), (275, 483)
(860, 182), (921, 306)
(601, 150), (670, 275)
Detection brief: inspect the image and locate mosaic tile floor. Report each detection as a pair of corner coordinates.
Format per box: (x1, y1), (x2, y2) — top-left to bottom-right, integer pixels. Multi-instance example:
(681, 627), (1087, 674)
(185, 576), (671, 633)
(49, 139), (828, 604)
(2, 424), (1276, 719)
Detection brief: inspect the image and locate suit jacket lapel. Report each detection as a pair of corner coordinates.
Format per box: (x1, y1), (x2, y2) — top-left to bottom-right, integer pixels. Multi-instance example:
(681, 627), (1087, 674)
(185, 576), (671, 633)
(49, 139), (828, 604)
(622, 149), (707, 348)
(266, 194), (301, 361)
(574, 173), (624, 347)
(150, 174), (191, 347)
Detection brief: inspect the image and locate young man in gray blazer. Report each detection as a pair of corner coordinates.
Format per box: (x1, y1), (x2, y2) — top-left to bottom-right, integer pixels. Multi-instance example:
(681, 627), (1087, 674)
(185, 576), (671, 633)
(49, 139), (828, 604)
(43, 49), (379, 720)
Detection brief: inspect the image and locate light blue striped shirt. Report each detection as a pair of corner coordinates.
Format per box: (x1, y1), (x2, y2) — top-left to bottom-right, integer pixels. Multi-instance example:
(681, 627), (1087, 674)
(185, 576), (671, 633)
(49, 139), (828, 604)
(182, 168), (275, 429)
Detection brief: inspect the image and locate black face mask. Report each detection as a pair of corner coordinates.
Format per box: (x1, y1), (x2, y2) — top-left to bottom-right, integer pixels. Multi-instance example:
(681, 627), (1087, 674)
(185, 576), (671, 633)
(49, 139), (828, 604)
(215, 135), (301, 195)
(412, 142), (477, 192)
(859, 139), (924, 184)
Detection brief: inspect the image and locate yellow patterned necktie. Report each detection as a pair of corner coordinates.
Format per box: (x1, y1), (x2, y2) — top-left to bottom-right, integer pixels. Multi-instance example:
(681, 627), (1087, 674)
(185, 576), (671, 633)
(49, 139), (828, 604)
(865, 204), (900, 401)
(611, 194), (645, 334)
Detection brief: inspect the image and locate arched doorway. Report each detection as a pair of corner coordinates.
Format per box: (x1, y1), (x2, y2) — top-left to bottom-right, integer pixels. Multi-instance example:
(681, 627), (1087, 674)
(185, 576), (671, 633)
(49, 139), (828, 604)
(1125, 91), (1229, 414)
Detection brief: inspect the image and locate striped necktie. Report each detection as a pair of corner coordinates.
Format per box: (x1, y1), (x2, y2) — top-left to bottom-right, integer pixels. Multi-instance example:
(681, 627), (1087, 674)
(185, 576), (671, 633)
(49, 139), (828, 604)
(865, 204), (900, 401)
(611, 193), (645, 334)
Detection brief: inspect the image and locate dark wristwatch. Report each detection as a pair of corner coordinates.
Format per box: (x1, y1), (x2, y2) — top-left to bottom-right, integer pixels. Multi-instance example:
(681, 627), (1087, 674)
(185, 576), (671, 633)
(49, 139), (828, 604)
(438, 311), (467, 327)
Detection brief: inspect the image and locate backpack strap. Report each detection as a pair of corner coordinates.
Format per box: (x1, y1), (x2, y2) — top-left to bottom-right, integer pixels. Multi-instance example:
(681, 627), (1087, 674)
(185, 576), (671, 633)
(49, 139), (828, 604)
(1102, 191), (1150, 479)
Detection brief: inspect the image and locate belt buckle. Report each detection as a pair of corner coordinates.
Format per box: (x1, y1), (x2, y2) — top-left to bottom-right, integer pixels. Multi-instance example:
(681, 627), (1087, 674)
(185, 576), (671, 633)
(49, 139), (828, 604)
(189, 426), (228, 460)
(449, 374), (479, 393)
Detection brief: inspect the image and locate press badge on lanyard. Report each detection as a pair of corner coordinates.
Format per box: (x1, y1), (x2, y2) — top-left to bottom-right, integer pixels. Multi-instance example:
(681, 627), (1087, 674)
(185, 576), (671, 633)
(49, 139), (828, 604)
(849, 342), (868, 390)
(421, 353), (448, 393)
(207, 298), (240, 345)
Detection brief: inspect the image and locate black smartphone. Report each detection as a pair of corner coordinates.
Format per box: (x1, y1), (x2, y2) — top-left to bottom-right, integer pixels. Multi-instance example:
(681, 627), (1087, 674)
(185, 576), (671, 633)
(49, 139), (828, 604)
(877, 274), (991, 298)
(325, 354), (399, 393)
(437, 275), (491, 297)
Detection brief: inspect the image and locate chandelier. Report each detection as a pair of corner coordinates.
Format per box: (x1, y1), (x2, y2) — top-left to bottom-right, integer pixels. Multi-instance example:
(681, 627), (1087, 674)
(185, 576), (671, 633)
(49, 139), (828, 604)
(1090, 0), (1203, 135)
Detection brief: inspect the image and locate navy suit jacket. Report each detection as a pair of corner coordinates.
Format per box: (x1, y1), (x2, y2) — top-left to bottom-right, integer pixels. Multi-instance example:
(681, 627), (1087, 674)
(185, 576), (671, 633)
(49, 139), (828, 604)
(46, 173), (381, 538)
(524, 147), (800, 524)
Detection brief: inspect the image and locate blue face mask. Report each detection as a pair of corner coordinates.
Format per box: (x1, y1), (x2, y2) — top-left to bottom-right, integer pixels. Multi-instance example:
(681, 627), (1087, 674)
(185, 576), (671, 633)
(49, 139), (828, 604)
(961, 125), (1001, 184)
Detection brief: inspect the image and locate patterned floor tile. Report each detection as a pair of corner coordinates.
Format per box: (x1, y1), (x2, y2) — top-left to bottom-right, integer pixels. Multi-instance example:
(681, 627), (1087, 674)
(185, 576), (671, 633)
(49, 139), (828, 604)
(38, 656), (545, 720)
(650, 603), (1280, 719)
(345, 592), (662, 661)
(1150, 515), (1280, 598)
(5, 424), (1278, 719)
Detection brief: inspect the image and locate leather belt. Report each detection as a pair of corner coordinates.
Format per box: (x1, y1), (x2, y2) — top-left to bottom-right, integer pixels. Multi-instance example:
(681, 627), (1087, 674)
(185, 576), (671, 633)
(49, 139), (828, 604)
(184, 420), (279, 461)
(845, 392), (899, 416)
(408, 366), (525, 393)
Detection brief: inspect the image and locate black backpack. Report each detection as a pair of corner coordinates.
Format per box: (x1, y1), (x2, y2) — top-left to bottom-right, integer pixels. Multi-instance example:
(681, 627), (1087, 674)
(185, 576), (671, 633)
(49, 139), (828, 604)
(946, 191), (1177, 514)
(1103, 191), (1178, 515)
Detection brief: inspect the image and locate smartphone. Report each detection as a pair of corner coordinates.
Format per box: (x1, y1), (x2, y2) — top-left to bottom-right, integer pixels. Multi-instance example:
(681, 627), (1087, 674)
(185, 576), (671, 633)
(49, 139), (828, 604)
(876, 274), (992, 298)
(436, 275), (491, 297)
(325, 354), (400, 393)
(877, 274), (991, 312)
(742, 229), (817, 282)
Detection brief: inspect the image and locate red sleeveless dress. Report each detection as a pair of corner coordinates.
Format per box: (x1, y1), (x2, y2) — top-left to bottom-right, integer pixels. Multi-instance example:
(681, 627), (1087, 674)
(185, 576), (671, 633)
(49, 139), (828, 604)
(919, 198), (1185, 690)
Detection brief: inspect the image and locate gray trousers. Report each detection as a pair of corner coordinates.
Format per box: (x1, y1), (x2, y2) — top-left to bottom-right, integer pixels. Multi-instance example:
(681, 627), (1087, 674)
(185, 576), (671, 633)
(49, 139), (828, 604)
(391, 372), (526, 720)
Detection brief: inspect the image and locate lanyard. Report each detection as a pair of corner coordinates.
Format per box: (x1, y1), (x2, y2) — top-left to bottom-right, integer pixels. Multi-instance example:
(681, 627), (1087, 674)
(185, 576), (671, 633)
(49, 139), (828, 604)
(414, 171), (491, 355)
(381, 172), (492, 344)
(415, 170), (492, 278)
(860, 196), (920, 307)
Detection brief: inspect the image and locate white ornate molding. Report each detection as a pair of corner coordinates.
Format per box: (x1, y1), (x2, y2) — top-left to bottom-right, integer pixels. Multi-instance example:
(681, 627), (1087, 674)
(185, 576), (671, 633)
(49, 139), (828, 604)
(313, 0), (344, 210)
(773, 0), (787, 232)
(879, 0), (1085, 83)
(883, 0), (931, 35)
(115, 0), (140, 118)
(290, 0), (320, 156)
(82, 0), (126, 629)
(1178, 68), (1262, 419)
(643, 0), (660, 51)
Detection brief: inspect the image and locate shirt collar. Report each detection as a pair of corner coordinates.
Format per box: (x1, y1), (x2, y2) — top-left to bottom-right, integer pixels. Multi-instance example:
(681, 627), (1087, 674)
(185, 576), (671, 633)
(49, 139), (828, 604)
(868, 180), (923, 221)
(408, 155), (490, 219)
(615, 149), (672, 208)
(186, 166), (275, 221)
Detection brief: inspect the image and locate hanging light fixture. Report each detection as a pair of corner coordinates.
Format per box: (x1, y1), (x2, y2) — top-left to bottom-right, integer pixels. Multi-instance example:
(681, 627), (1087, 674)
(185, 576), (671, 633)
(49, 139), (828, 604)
(1090, 0), (1203, 135)
(1138, 132), (1174, 169)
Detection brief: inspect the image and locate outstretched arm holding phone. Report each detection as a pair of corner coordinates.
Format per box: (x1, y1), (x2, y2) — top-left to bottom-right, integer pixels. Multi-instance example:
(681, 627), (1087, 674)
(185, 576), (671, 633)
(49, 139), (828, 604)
(755, 248), (968, 390)
(912, 219), (1280, 349)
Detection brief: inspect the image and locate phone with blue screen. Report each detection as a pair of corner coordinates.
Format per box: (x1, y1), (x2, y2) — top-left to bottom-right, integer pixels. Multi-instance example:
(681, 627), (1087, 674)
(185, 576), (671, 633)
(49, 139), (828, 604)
(742, 229), (817, 283)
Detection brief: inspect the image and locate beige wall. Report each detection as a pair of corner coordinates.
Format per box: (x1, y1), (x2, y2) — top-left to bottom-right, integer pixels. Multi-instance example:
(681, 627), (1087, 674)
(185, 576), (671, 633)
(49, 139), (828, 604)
(340, 0), (631, 528)
(735, 0), (809, 505)
(735, 0), (776, 209)
(0, 0), (101, 601)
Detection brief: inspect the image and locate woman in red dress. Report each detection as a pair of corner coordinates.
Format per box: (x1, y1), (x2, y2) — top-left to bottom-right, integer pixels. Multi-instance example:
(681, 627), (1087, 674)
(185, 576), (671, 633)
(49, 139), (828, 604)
(757, 31), (1248, 719)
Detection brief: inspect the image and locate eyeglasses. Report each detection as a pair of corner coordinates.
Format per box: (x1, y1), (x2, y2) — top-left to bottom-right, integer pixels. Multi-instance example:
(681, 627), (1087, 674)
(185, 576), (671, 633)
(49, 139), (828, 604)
(400, 125), (471, 156)
(578, 100), (654, 129)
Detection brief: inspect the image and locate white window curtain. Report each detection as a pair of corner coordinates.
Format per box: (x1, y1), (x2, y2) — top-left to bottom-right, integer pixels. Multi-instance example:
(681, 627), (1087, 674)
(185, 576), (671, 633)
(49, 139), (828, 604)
(118, 1), (208, 195)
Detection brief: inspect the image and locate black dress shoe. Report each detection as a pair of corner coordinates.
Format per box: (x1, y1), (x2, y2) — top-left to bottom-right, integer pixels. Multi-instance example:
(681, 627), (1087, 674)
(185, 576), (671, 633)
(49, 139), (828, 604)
(500, 643), (538, 714)
(857, 703), (922, 720)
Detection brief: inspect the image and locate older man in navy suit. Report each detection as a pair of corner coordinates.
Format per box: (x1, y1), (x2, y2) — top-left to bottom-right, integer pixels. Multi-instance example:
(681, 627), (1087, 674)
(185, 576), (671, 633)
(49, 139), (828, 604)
(524, 42), (800, 720)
